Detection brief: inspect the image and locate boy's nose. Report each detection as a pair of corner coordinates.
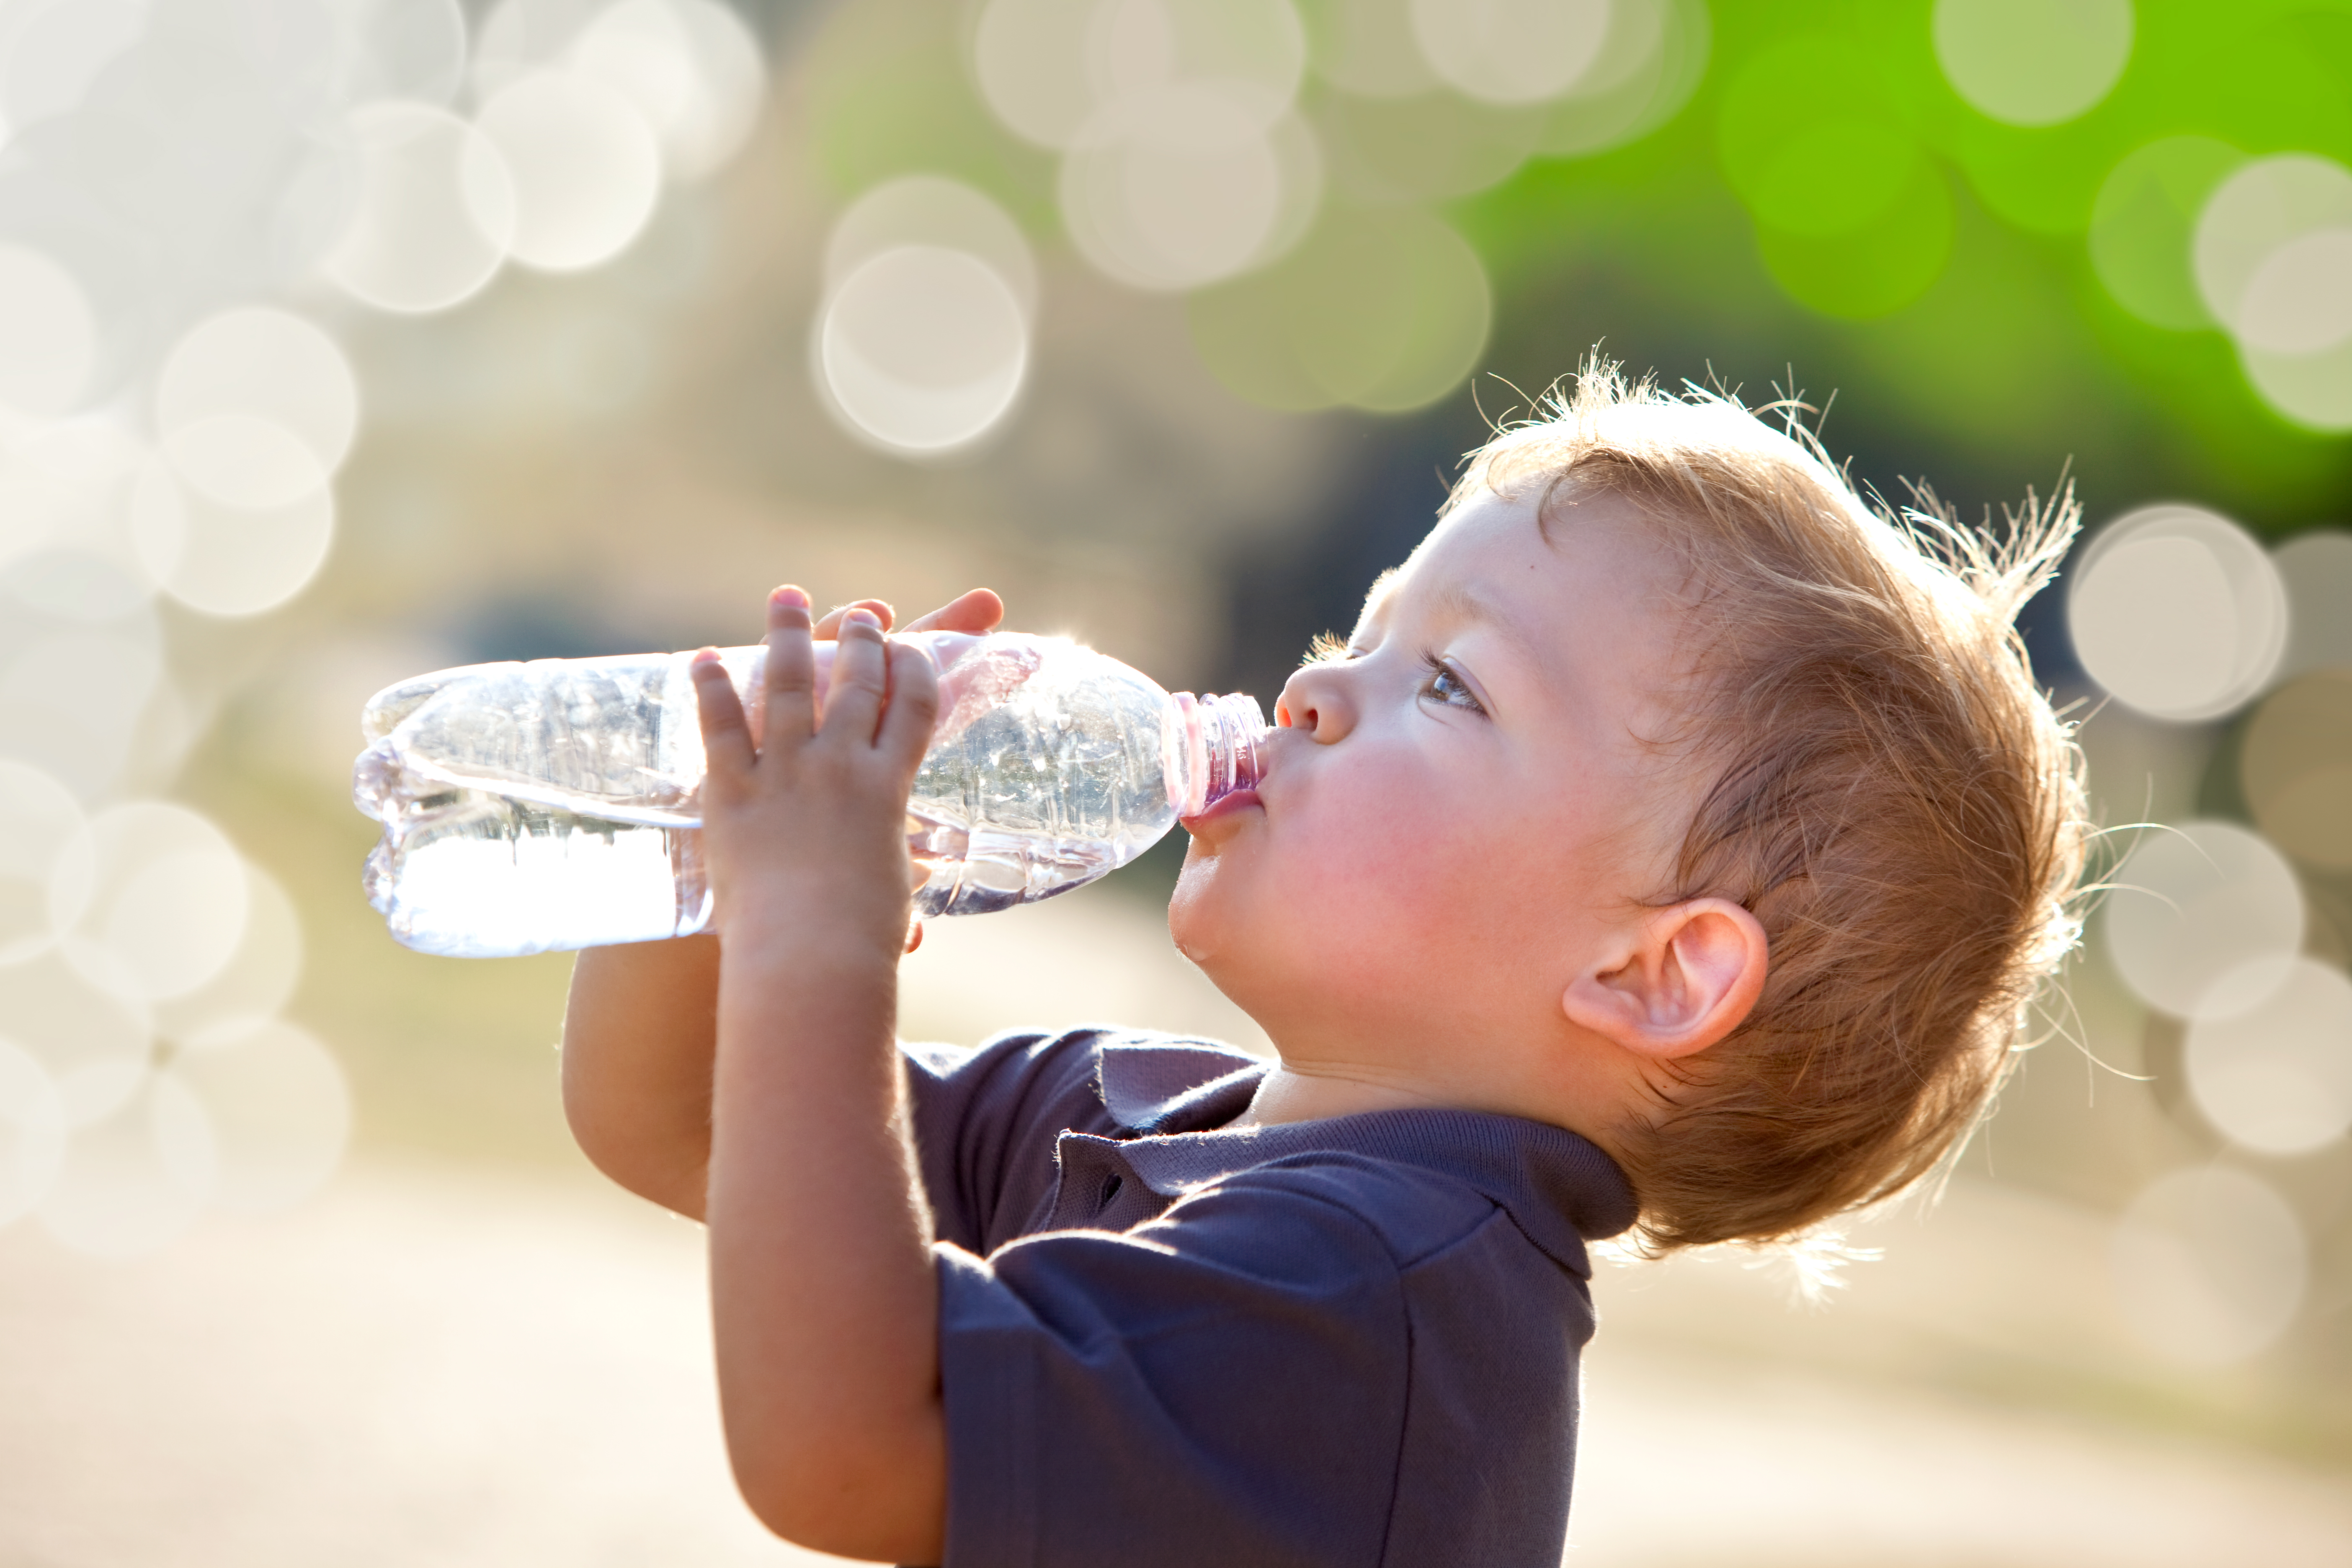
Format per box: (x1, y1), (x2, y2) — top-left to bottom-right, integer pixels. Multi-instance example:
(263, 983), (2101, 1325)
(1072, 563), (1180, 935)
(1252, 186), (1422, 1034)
(1276, 664), (1353, 743)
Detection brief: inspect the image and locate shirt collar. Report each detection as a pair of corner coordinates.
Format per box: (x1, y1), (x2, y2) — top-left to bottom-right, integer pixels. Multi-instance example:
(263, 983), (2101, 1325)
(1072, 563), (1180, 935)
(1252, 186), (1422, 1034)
(1096, 1040), (1267, 1132)
(1085, 1040), (1639, 1272)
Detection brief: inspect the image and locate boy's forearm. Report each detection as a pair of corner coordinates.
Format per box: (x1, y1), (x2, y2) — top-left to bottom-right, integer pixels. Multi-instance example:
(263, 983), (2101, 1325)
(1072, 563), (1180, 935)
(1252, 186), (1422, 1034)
(561, 934), (723, 1219)
(707, 931), (946, 1563)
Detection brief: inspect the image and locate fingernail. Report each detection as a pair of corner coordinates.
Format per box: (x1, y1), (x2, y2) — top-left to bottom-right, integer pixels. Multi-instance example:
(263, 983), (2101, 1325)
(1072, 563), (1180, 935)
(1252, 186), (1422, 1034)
(691, 647), (722, 669)
(845, 608), (881, 629)
(771, 585), (810, 609)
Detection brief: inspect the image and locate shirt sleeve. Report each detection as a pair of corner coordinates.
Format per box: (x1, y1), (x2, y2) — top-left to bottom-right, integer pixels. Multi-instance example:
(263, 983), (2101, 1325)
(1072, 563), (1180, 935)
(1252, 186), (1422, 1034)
(933, 1162), (1413, 1568)
(900, 1030), (1120, 1255)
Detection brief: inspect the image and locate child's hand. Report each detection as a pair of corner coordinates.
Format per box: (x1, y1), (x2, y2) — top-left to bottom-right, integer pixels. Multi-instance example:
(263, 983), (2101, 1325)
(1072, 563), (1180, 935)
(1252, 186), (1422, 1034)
(690, 586), (941, 961)
(811, 586), (1004, 642)
(803, 588), (1003, 954)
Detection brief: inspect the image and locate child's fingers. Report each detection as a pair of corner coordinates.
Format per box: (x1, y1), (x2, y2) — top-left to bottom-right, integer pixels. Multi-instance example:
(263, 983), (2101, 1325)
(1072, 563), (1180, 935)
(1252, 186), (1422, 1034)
(876, 640), (941, 764)
(691, 650), (757, 778)
(897, 588), (1003, 637)
(761, 585), (819, 744)
(821, 608), (890, 743)
(812, 598), (894, 640)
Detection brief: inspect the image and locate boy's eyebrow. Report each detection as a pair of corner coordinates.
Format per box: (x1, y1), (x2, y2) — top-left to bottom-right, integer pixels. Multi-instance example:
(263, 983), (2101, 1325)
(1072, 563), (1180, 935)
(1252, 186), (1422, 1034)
(1424, 577), (1545, 672)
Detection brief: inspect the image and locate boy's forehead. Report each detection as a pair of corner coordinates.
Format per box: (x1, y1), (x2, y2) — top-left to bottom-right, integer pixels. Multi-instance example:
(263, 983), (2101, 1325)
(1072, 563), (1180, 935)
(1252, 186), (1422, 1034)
(1352, 489), (1551, 632)
(1352, 567), (1403, 629)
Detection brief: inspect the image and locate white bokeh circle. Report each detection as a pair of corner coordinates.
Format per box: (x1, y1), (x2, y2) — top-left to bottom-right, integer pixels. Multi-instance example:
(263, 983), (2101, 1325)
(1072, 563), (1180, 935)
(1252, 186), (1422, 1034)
(324, 100), (519, 314)
(129, 459), (335, 620)
(1408, 0), (1611, 106)
(2233, 228), (2352, 356)
(2194, 155), (2352, 341)
(2102, 820), (2303, 1021)
(475, 69), (663, 273)
(568, 0), (768, 182)
(49, 801), (251, 1007)
(818, 245), (1029, 455)
(153, 861), (304, 1050)
(161, 414), (331, 512)
(2185, 957), (2352, 1156)
(2240, 337), (2352, 433)
(156, 308), (360, 480)
(973, 0), (1104, 148)
(1931, 0), (2133, 127)
(825, 175), (1040, 317)
(1061, 82), (1287, 289)
(2067, 504), (2287, 722)
(1086, 0), (1306, 128)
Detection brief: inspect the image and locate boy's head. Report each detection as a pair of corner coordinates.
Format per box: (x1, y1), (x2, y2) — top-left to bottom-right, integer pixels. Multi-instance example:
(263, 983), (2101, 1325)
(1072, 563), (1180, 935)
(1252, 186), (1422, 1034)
(1173, 365), (2088, 1252)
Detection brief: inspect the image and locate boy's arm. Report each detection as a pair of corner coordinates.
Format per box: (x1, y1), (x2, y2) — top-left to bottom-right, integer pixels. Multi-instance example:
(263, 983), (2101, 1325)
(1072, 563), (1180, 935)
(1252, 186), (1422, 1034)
(694, 590), (947, 1563)
(559, 590), (1002, 1225)
(561, 932), (721, 1219)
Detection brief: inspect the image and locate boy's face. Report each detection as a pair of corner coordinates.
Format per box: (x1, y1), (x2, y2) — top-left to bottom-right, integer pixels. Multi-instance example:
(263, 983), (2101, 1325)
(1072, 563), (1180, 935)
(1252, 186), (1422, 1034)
(1170, 483), (1697, 1118)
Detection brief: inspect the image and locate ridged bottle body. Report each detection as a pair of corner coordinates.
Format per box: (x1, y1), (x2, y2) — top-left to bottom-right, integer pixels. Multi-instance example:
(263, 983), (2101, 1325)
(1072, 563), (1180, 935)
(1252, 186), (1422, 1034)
(352, 632), (1263, 957)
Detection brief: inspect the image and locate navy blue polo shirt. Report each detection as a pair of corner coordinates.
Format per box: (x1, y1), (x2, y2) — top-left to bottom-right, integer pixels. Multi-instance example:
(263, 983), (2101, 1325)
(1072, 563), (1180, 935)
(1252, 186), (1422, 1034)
(903, 1027), (1638, 1568)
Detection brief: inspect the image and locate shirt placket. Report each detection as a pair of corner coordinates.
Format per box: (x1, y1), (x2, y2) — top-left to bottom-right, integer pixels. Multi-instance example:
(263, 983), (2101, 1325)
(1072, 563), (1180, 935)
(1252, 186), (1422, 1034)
(1046, 1132), (1167, 1231)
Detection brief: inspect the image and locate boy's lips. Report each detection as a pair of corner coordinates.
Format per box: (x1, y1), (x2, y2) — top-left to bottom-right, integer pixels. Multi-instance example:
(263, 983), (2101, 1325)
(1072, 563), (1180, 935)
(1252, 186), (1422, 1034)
(1180, 786), (1260, 832)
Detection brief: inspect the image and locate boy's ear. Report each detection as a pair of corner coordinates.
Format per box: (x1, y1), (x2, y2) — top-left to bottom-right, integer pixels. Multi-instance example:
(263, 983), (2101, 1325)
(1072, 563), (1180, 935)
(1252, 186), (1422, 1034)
(1561, 898), (1768, 1061)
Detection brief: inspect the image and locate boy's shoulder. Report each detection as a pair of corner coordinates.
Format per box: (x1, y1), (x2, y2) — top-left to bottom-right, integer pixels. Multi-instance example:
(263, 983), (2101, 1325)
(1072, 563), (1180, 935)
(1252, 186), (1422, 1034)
(905, 1026), (1636, 1274)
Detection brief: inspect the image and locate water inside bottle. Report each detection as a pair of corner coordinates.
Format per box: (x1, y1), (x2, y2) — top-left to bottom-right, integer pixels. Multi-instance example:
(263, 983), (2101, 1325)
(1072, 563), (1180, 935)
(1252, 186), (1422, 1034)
(364, 788), (707, 958)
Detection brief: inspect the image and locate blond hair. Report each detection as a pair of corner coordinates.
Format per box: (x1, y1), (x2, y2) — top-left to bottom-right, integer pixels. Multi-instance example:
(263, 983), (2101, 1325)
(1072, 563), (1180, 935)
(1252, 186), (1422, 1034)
(1454, 365), (2089, 1252)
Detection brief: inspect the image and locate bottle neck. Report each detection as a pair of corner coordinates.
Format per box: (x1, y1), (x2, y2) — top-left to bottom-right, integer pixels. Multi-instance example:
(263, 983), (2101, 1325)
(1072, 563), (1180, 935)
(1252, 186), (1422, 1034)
(1166, 691), (1269, 818)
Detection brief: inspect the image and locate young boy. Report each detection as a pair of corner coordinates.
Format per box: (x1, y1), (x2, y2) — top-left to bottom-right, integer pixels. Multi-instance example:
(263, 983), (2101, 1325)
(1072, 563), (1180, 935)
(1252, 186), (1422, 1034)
(559, 369), (2089, 1566)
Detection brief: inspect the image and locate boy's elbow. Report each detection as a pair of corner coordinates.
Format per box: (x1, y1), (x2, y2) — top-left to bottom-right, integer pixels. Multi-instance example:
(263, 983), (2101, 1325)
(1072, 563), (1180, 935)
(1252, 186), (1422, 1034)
(561, 1076), (709, 1219)
(740, 1487), (943, 1565)
(582, 1125), (708, 1220)
(731, 1426), (946, 1564)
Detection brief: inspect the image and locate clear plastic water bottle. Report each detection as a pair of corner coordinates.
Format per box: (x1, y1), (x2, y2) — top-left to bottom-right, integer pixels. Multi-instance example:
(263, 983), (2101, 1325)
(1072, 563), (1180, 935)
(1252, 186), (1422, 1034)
(352, 632), (1267, 958)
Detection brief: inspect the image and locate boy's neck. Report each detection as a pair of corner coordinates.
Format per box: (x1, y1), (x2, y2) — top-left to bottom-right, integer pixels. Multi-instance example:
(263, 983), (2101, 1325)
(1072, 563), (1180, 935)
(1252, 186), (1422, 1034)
(1226, 1063), (1455, 1130)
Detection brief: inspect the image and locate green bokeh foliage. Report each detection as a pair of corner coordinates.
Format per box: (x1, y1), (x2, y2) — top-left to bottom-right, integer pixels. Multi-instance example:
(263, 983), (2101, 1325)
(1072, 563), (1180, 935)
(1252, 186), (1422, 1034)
(1466, 0), (2352, 530)
(793, 0), (2352, 529)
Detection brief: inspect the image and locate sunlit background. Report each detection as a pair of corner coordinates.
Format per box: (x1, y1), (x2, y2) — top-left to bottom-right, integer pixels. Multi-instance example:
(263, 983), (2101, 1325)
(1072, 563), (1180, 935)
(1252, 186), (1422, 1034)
(2, 0), (2350, 1562)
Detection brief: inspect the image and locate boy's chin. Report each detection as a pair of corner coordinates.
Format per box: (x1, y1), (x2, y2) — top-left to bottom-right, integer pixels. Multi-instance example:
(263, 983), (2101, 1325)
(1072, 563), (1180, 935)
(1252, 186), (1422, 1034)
(1166, 853), (1243, 964)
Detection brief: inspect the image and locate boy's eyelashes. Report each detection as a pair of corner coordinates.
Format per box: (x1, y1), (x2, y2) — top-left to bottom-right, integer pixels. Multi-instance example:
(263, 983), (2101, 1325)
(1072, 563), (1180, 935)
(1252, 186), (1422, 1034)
(1417, 652), (1487, 714)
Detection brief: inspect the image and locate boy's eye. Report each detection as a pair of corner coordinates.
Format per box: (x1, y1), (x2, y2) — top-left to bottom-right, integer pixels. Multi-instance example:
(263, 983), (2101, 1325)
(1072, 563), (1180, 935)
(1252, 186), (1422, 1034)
(1418, 654), (1485, 714)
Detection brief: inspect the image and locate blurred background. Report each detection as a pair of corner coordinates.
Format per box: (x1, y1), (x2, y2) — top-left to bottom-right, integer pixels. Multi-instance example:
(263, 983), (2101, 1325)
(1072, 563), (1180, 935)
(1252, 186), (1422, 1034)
(2, 0), (2350, 1563)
